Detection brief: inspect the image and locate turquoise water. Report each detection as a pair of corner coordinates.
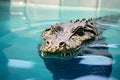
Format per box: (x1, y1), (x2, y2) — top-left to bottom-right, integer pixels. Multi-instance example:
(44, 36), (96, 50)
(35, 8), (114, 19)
(0, 3), (120, 80)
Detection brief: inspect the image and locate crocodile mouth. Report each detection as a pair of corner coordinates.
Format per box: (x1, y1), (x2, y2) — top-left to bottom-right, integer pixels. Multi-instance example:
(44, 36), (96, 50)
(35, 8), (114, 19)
(40, 46), (82, 59)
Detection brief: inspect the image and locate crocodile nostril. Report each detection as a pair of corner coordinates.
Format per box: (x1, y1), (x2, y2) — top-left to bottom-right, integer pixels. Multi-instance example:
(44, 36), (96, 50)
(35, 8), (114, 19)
(59, 42), (66, 47)
(46, 41), (50, 45)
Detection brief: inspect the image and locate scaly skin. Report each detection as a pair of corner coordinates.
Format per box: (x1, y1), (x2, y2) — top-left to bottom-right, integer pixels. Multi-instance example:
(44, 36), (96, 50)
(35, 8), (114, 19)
(40, 18), (99, 59)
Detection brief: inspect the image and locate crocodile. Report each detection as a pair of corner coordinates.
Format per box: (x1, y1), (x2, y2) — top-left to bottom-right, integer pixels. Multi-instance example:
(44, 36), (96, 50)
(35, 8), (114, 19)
(39, 15), (120, 59)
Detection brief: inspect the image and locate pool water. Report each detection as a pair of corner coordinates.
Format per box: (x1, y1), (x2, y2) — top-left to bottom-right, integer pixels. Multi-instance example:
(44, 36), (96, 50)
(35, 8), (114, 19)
(0, 3), (120, 80)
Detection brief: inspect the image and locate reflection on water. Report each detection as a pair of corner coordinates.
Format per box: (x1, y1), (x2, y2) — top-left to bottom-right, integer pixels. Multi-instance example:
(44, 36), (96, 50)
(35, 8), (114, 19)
(0, 1), (10, 80)
(78, 55), (112, 65)
(0, 0), (10, 36)
(8, 59), (36, 69)
(0, 42), (10, 80)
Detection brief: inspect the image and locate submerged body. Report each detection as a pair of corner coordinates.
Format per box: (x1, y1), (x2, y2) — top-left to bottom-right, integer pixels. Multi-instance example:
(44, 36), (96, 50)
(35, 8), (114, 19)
(39, 15), (120, 59)
(38, 15), (120, 80)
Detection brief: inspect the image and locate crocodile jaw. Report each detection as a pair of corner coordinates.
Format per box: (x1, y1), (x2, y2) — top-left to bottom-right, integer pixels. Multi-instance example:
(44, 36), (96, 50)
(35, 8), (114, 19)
(40, 46), (82, 59)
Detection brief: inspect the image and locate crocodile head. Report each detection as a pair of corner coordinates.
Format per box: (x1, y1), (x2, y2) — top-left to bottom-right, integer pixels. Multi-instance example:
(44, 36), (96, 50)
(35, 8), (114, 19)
(40, 19), (99, 59)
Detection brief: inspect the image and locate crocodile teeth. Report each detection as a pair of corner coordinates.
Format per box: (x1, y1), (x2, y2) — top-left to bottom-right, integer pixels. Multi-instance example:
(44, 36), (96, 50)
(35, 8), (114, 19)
(41, 52), (45, 57)
(63, 53), (66, 57)
(69, 52), (72, 56)
(41, 47), (81, 59)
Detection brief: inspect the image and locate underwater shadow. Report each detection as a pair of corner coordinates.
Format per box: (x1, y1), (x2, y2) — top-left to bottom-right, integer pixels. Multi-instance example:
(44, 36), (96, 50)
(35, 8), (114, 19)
(43, 56), (112, 80)
(41, 35), (113, 80)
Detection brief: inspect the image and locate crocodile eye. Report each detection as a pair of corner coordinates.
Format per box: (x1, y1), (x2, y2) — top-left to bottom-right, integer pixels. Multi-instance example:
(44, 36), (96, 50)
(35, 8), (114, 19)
(72, 27), (85, 36)
(55, 26), (63, 32)
(75, 27), (85, 36)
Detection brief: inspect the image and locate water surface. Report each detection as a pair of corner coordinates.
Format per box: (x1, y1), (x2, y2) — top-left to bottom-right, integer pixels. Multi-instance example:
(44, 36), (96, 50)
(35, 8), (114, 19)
(0, 3), (120, 80)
